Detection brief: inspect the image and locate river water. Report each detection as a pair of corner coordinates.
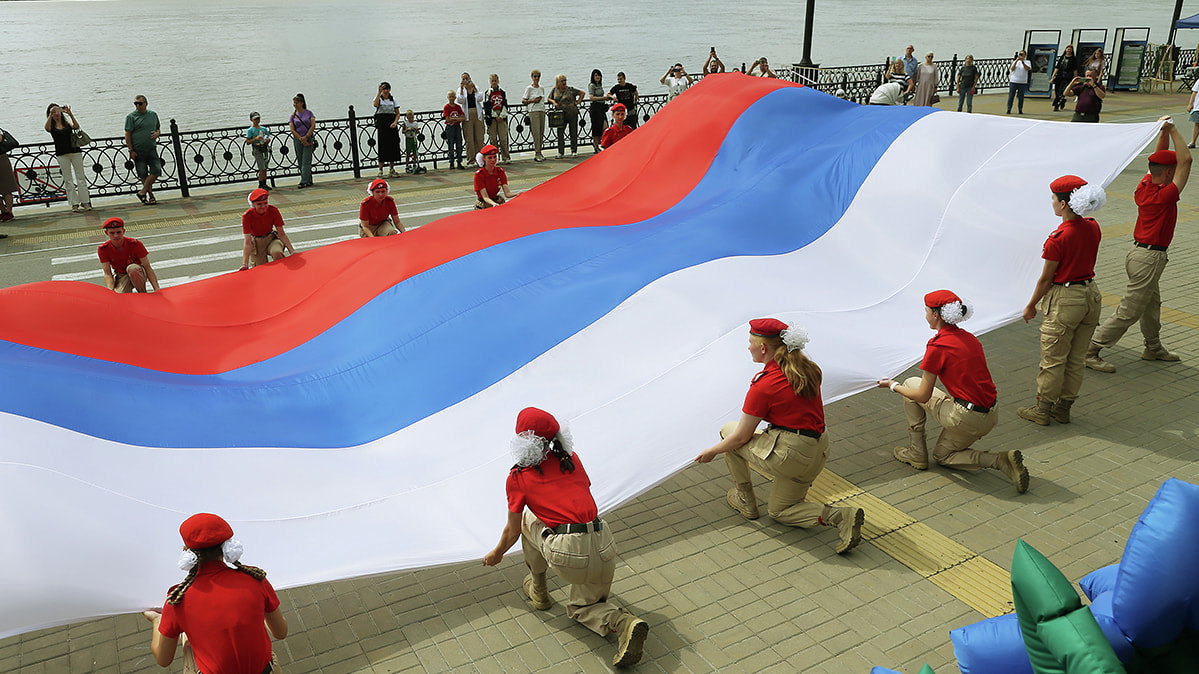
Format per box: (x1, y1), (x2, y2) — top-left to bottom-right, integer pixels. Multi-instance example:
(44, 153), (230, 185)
(1, 0), (1181, 142)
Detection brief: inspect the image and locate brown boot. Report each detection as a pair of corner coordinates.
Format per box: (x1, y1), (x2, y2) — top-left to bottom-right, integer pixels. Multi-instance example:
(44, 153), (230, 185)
(1085, 345), (1116, 373)
(893, 427), (928, 469)
(1017, 398), (1053, 426)
(822, 505), (864, 554)
(726, 484), (759, 519)
(1050, 399), (1073, 424)
(611, 611), (649, 667)
(1142, 345), (1181, 362)
(993, 450), (1030, 494)
(522, 573), (552, 610)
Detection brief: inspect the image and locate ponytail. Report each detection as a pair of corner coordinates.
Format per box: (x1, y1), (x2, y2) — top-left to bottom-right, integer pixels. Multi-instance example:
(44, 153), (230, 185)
(166, 547), (268, 605)
(757, 334), (822, 398)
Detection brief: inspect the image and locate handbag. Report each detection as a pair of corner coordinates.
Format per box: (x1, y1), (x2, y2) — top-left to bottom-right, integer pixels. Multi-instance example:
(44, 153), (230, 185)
(0, 128), (18, 154)
(931, 94), (941, 104)
(969, 86), (977, 96)
(547, 109), (566, 129)
(71, 128), (92, 148)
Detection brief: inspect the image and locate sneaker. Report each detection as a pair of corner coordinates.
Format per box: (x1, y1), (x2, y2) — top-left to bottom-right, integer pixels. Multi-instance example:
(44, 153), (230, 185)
(835, 507), (864, 554)
(388, 169), (399, 177)
(0, 212), (12, 222)
(997, 450), (1030, 494)
(612, 615), (649, 667)
(1142, 346), (1181, 362)
(376, 169), (384, 177)
(1189, 143), (1196, 149)
(725, 487), (759, 520)
(71, 205), (81, 213)
(522, 574), (552, 610)
(535, 155), (545, 162)
(83, 203), (93, 211)
(1085, 354), (1116, 372)
(893, 445), (928, 470)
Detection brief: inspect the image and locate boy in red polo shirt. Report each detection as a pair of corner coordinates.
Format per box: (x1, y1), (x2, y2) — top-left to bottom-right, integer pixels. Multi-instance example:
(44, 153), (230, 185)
(1088, 116), (1192, 372)
(1018, 175), (1105, 425)
(474, 144), (514, 209)
(600, 103), (634, 149)
(359, 178), (404, 236)
(143, 513), (287, 674)
(877, 290), (1029, 494)
(239, 188), (296, 271)
(97, 217), (160, 293)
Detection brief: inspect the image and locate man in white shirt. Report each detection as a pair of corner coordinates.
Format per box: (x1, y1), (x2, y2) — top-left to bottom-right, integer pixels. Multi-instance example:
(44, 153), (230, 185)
(1007, 50), (1033, 114)
(868, 81), (905, 106)
(660, 63), (693, 100)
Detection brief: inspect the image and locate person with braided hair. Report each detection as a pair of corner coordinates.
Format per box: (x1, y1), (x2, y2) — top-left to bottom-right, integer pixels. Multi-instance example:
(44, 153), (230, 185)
(695, 318), (864, 554)
(483, 407), (649, 668)
(143, 513), (287, 674)
(877, 291), (1029, 494)
(1017, 175), (1106, 426)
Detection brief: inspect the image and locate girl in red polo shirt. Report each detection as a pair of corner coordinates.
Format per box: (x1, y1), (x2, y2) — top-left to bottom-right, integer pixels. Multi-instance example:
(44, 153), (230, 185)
(878, 290), (1029, 494)
(695, 319), (864, 554)
(144, 513), (287, 674)
(483, 408), (649, 667)
(1018, 175), (1105, 426)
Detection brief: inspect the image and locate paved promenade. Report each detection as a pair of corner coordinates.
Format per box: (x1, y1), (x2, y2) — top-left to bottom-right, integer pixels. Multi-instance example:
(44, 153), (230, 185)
(2, 89), (1198, 674)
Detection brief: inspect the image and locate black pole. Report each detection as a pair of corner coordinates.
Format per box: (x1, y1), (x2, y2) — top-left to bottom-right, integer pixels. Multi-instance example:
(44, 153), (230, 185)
(348, 105), (361, 180)
(799, 0), (816, 67)
(1169, 0), (1184, 48)
(170, 118), (189, 199)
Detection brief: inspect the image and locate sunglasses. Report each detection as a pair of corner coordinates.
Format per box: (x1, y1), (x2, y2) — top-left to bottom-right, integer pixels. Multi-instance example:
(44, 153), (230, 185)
(134, 101), (146, 106)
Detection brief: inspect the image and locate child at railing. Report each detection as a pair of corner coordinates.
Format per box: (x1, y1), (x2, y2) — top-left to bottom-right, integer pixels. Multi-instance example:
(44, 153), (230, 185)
(403, 110), (425, 174)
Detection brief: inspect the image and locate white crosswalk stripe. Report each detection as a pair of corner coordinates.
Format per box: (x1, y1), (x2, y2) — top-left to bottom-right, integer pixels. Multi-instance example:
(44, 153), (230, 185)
(46, 201), (471, 289)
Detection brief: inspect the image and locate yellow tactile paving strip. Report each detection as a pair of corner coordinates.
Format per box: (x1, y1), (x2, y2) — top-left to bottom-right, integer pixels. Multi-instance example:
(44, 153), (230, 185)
(806, 469), (1016, 617)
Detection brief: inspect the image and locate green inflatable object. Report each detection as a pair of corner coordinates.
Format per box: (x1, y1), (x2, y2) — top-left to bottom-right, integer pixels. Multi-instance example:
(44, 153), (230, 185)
(918, 666), (935, 674)
(1011, 539), (1125, 674)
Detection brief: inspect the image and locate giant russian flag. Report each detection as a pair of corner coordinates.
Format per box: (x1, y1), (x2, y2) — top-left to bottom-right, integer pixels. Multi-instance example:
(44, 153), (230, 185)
(0, 75), (1159, 638)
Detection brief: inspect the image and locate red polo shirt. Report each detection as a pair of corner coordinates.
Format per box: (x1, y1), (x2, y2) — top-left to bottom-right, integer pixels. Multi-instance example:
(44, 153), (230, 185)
(507, 452), (597, 531)
(1042, 216), (1100, 283)
(97, 237), (149, 274)
(742, 360), (825, 433)
(921, 325), (997, 408)
(474, 166), (507, 200)
(359, 195), (398, 226)
(600, 124), (634, 149)
(158, 560), (281, 674)
(242, 205), (284, 237)
(1133, 174), (1180, 247)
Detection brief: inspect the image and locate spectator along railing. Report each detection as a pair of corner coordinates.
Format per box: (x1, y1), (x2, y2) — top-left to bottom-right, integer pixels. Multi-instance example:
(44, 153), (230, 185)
(6, 96), (673, 209)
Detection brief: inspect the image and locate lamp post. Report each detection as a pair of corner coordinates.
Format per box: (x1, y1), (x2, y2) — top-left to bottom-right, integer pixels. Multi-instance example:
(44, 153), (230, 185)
(799, 0), (817, 67)
(1168, 0), (1184, 48)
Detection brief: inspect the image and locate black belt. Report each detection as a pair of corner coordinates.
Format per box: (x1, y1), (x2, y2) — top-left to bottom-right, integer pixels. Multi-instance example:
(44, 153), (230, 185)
(954, 398), (992, 414)
(1134, 241), (1168, 252)
(550, 518), (602, 535)
(1052, 278), (1092, 287)
(768, 424), (822, 439)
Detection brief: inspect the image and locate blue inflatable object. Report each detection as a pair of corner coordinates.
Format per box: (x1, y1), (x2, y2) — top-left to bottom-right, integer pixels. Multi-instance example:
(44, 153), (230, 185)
(951, 612), (1034, 674)
(1112, 478), (1199, 649)
(870, 666), (935, 674)
(1079, 564), (1119, 601)
(1087, 591), (1135, 662)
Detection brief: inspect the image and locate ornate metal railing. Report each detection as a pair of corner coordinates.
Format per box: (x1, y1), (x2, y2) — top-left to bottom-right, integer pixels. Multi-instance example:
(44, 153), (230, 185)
(781, 47), (1199, 104)
(9, 48), (1196, 208)
(7, 95), (672, 208)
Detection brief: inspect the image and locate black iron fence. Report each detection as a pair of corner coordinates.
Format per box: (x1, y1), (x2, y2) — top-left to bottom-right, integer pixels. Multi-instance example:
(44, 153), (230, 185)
(6, 96), (672, 209)
(9, 48), (1197, 209)
(779, 47), (1199, 104)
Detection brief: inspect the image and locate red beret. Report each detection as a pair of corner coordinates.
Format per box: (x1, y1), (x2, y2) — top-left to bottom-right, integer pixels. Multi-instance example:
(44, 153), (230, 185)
(611, 103), (627, 113)
(480, 144), (499, 156)
(1148, 150), (1177, 166)
(516, 407), (560, 441)
(368, 178), (389, 194)
(102, 217), (125, 230)
(247, 188), (269, 204)
(924, 289), (962, 308)
(749, 318), (788, 337)
(1050, 175), (1087, 193)
(179, 513), (234, 549)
